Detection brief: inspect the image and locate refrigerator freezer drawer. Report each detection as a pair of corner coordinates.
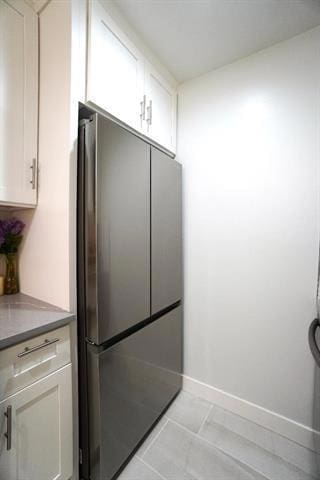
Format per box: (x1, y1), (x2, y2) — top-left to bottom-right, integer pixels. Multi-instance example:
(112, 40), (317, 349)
(86, 306), (182, 480)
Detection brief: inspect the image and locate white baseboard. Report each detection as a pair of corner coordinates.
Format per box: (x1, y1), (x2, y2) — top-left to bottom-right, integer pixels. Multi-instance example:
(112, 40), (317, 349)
(183, 374), (320, 452)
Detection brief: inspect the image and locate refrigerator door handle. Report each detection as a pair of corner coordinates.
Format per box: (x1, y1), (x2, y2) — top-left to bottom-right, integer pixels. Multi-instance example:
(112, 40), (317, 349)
(309, 318), (320, 367)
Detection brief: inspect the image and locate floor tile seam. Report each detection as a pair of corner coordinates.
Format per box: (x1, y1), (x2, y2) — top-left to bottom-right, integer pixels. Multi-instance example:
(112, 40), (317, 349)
(191, 394), (320, 459)
(194, 416), (319, 478)
(196, 430), (312, 480)
(197, 404), (213, 435)
(164, 418), (290, 480)
(142, 409), (315, 480)
(141, 418), (170, 459)
(139, 457), (168, 480)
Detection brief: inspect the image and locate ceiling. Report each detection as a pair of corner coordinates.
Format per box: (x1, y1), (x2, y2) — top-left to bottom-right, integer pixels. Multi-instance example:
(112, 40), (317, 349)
(113, 0), (320, 83)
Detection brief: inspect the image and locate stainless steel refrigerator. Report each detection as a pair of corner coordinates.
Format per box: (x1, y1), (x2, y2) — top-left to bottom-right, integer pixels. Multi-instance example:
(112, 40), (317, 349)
(77, 110), (183, 480)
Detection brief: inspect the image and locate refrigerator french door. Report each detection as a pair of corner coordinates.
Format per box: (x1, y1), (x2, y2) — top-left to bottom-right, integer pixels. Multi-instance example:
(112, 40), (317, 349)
(151, 147), (182, 314)
(77, 111), (182, 480)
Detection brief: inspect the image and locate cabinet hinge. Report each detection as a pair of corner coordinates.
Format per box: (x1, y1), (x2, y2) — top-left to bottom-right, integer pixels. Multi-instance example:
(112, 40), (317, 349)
(79, 448), (83, 465)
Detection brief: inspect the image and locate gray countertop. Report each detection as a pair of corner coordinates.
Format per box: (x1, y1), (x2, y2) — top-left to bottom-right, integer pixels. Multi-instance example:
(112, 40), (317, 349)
(0, 293), (75, 350)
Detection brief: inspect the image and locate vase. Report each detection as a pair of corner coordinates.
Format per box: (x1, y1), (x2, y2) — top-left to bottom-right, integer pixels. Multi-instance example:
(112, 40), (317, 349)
(4, 253), (19, 295)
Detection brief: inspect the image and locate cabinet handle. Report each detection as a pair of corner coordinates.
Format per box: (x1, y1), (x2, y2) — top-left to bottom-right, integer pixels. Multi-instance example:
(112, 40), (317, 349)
(4, 406), (12, 451)
(140, 95), (146, 125)
(17, 338), (60, 358)
(147, 100), (152, 126)
(30, 158), (36, 190)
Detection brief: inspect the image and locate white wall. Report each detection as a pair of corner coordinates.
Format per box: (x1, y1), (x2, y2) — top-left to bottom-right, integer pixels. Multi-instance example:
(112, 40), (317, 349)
(19, 0), (73, 310)
(177, 27), (320, 448)
(19, 0), (86, 312)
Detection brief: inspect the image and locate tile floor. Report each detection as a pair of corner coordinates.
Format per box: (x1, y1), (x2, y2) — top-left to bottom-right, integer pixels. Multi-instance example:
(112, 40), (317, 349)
(118, 391), (320, 480)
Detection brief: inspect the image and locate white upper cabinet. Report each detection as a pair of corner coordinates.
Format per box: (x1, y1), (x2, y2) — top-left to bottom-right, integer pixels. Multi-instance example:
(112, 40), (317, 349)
(86, 0), (177, 154)
(87, 0), (144, 131)
(144, 62), (177, 153)
(0, 0), (38, 206)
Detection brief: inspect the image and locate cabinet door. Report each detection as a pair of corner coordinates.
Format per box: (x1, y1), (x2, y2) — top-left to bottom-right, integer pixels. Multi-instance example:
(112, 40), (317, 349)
(145, 62), (177, 153)
(87, 0), (144, 131)
(151, 148), (182, 314)
(0, 0), (38, 206)
(0, 364), (73, 480)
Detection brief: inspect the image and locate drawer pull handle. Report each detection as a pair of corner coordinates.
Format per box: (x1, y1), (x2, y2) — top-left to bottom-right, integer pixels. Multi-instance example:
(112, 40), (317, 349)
(17, 338), (60, 358)
(4, 406), (12, 450)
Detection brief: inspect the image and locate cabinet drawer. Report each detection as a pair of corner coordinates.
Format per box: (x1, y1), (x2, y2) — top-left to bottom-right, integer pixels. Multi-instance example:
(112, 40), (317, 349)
(0, 325), (70, 401)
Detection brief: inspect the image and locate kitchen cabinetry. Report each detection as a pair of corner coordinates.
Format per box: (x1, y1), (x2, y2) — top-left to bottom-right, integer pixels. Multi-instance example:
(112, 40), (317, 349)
(0, 0), (38, 206)
(87, 0), (144, 131)
(87, 0), (177, 154)
(144, 63), (177, 153)
(0, 326), (73, 480)
(0, 366), (72, 480)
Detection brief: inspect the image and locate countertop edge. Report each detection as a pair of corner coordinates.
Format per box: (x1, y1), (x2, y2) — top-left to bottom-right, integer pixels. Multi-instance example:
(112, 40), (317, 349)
(0, 313), (76, 350)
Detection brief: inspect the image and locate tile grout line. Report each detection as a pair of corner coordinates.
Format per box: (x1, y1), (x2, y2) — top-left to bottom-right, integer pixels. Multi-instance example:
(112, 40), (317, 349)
(139, 457), (168, 480)
(197, 403), (213, 435)
(136, 394), (315, 480)
(141, 418), (169, 459)
(166, 417), (270, 479)
(194, 417), (318, 480)
(193, 403), (320, 479)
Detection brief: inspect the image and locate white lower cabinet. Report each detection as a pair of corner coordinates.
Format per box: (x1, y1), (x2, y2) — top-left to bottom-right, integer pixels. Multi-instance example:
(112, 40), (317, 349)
(0, 364), (73, 480)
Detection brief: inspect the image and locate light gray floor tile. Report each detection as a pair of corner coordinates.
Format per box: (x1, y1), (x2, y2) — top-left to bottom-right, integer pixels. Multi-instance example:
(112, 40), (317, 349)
(199, 413), (316, 480)
(137, 415), (169, 457)
(270, 430), (320, 478)
(143, 420), (259, 480)
(165, 391), (212, 433)
(210, 404), (320, 478)
(118, 456), (163, 480)
(209, 404), (274, 453)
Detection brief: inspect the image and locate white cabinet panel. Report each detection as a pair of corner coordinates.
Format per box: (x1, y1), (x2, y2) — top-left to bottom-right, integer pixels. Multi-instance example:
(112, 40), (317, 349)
(0, 0), (38, 206)
(86, 0), (177, 154)
(144, 63), (177, 153)
(87, 0), (144, 130)
(0, 364), (73, 480)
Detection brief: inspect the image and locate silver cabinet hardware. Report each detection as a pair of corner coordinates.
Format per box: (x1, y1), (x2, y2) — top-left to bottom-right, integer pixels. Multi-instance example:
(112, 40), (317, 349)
(140, 95), (146, 126)
(30, 158), (37, 190)
(147, 100), (152, 127)
(17, 338), (60, 358)
(4, 406), (12, 451)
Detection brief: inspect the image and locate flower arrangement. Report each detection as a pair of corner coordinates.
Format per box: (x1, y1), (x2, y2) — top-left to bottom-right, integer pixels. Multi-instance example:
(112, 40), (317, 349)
(0, 218), (25, 254)
(0, 218), (25, 294)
